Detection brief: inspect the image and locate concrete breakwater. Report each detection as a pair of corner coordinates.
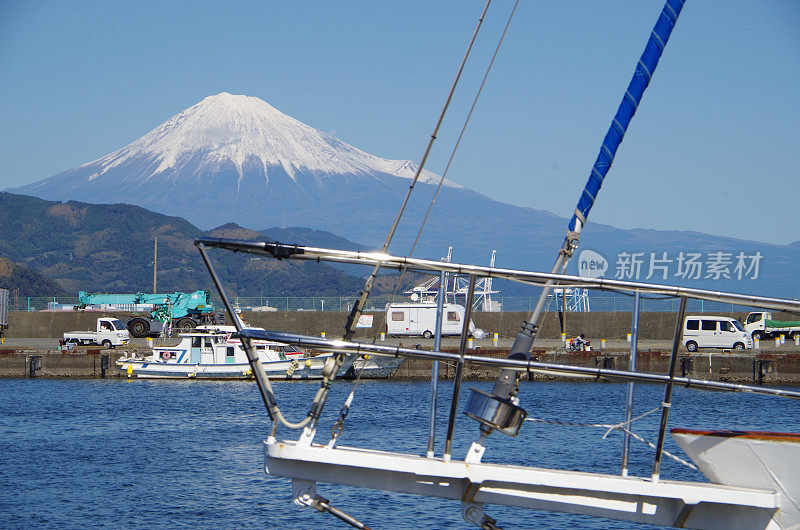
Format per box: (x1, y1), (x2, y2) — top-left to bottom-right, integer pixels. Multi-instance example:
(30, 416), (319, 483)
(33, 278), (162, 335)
(2, 310), (800, 383)
(6, 309), (792, 340)
(385, 349), (800, 385)
(0, 351), (126, 378)
(2, 346), (799, 385)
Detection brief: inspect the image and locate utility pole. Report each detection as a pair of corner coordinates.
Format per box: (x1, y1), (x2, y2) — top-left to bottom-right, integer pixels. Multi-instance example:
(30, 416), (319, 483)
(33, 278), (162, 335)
(153, 237), (158, 294)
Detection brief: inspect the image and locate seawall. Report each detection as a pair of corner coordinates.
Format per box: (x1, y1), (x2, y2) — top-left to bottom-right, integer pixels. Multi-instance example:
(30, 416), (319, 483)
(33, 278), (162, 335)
(8, 309), (790, 340)
(3, 310), (799, 383)
(2, 348), (798, 385)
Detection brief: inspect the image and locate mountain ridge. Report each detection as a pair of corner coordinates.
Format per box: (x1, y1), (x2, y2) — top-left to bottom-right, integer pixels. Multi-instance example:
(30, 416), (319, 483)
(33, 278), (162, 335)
(0, 192), (373, 297)
(0, 256), (67, 297)
(7, 93), (799, 299)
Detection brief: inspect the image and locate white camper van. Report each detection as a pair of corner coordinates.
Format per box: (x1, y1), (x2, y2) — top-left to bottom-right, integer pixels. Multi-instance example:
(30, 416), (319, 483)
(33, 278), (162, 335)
(386, 303), (484, 339)
(682, 316), (751, 352)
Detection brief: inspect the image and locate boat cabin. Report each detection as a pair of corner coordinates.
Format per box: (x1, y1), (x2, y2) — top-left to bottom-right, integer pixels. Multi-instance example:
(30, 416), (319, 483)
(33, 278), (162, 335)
(151, 328), (305, 365)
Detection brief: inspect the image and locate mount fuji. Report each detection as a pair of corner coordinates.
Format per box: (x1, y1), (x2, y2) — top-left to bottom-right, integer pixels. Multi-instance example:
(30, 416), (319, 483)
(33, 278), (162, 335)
(10, 92), (800, 297)
(13, 92), (457, 232)
(11, 92), (567, 263)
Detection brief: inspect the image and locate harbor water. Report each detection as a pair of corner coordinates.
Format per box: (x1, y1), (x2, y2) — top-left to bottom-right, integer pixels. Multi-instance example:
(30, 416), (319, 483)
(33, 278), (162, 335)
(2, 378), (799, 528)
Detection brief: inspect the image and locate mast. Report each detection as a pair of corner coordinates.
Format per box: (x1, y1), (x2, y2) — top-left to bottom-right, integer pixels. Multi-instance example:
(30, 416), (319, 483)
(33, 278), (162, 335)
(492, 0), (686, 402)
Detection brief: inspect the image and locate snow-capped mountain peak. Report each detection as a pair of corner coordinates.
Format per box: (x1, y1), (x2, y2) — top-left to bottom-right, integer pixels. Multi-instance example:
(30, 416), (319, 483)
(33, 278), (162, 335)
(10, 92), (467, 237)
(82, 92), (449, 186)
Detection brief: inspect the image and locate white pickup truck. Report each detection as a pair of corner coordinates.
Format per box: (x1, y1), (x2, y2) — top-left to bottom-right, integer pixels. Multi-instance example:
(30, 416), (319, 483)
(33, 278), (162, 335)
(743, 312), (800, 341)
(63, 317), (130, 348)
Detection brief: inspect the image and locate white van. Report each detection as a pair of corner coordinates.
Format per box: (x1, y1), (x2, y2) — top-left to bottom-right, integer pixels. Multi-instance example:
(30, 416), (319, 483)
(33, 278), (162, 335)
(386, 303), (485, 339)
(682, 316), (752, 352)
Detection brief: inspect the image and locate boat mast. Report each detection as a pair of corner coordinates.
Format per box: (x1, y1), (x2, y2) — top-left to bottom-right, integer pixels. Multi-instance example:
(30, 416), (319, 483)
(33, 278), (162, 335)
(491, 0), (686, 403)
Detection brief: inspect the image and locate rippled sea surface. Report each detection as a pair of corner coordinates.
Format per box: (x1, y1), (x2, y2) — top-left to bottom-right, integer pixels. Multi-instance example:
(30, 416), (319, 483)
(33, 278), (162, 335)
(1, 378), (798, 529)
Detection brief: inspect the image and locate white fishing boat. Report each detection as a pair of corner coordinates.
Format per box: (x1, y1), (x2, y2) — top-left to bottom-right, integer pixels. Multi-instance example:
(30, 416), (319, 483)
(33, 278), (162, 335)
(116, 325), (350, 380)
(189, 1), (800, 528)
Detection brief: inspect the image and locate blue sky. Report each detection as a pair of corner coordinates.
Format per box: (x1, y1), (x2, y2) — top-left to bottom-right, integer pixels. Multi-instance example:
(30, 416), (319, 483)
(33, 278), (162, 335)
(1, 0), (798, 244)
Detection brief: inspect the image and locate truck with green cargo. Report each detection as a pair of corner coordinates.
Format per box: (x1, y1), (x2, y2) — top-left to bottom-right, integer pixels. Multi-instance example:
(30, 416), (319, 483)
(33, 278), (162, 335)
(743, 311), (800, 341)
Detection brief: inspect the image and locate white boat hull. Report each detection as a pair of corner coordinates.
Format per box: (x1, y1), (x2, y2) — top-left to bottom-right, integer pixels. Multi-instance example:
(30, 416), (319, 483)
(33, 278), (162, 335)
(348, 356), (404, 379)
(672, 428), (800, 529)
(118, 358), (330, 380)
(116, 324), (363, 380)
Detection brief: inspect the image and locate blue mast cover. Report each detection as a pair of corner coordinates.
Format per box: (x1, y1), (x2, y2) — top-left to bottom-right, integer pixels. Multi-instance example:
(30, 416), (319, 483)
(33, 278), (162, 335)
(568, 0), (685, 234)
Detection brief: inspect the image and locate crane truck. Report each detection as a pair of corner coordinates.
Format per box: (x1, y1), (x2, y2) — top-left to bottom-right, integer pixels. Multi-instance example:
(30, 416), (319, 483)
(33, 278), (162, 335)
(76, 290), (222, 337)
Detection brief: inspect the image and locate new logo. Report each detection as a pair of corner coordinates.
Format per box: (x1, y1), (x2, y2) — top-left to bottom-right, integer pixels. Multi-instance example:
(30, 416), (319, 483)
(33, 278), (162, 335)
(578, 250), (608, 279)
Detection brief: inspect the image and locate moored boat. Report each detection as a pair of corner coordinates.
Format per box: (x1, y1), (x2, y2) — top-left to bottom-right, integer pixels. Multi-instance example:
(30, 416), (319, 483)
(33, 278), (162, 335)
(347, 354), (404, 379)
(116, 325), (349, 380)
(671, 428), (800, 528)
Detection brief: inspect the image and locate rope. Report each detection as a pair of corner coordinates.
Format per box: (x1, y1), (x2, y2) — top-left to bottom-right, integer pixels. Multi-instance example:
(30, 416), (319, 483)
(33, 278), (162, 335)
(618, 426), (697, 471)
(526, 408), (698, 471)
(527, 406), (659, 437)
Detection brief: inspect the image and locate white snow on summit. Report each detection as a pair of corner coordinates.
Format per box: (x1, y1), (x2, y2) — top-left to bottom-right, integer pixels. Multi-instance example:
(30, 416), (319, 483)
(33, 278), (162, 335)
(83, 92), (453, 187)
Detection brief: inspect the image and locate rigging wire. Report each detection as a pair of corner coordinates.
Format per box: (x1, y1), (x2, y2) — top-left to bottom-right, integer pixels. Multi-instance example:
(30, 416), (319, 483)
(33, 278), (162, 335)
(525, 410), (698, 471)
(342, 0), (492, 342)
(328, 356), (370, 446)
(407, 0), (520, 263)
(300, 0), (495, 440)
(368, 0), (521, 347)
(329, 1), (521, 444)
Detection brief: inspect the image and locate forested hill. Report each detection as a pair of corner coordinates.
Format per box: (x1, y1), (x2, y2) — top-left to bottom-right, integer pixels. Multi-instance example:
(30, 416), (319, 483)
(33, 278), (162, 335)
(0, 192), (375, 297)
(0, 256), (67, 297)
